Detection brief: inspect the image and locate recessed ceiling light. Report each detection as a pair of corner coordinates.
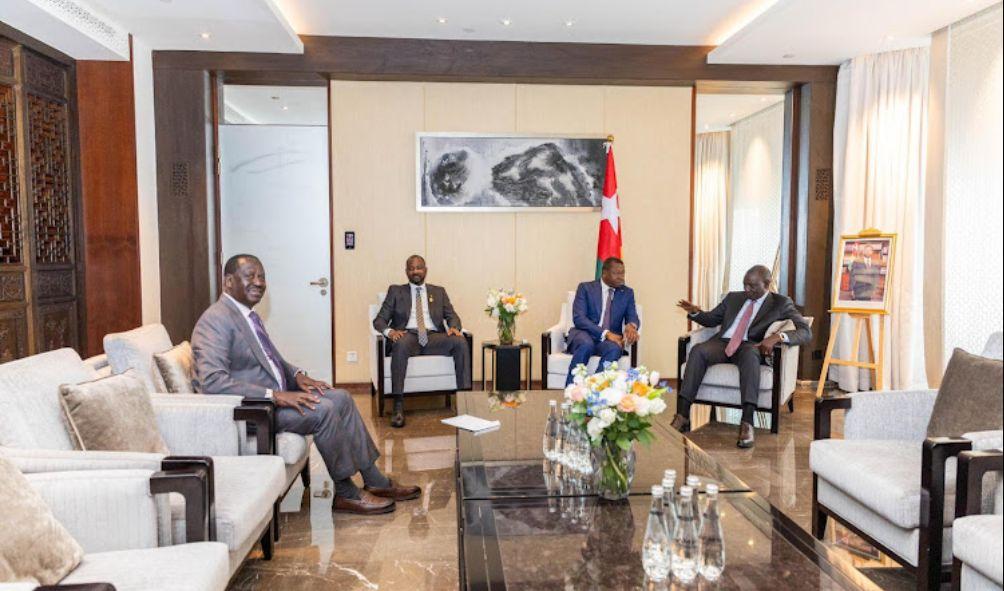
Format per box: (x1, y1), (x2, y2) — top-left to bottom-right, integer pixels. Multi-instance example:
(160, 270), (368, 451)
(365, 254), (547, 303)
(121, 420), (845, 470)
(282, 106), (289, 111)
(436, 16), (448, 24)
(782, 53), (795, 59)
(200, 32), (211, 40)
(704, 124), (710, 130)
(500, 17), (512, 26)
(564, 20), (575, 27)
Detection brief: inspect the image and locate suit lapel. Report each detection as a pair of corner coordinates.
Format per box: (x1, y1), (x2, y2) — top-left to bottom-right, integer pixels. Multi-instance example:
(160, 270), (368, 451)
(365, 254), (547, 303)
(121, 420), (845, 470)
(427, 284), (442, 328)
(750, 294), (776, 333)
(221, 297), (276, 383)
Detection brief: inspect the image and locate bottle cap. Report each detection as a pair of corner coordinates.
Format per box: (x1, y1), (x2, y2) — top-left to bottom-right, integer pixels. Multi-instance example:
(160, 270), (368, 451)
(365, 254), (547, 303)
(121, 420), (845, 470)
(706, 483), (719, 495)
(661, 478), (673, 489)
(663, 469), (676, 482)
(679, 485), (693, 497)
(686, 475), (700, 487)
(651, 485), (664, 496)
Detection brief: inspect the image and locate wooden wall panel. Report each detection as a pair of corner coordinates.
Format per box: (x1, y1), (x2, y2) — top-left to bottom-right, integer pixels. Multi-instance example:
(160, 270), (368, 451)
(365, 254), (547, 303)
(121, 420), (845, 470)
(77, 59), (141, 356)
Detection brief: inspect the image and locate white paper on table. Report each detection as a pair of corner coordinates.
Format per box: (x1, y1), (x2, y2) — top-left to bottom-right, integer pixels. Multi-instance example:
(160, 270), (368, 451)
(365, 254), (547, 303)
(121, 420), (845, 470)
(441, 414), (502, 435)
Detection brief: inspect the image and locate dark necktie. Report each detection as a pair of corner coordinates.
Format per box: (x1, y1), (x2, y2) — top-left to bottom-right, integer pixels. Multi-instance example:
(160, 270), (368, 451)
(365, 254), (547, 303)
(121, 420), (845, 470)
(415, 287), (429, 347)
(248, 311), (287, 390)
(601, 288), (615, 331)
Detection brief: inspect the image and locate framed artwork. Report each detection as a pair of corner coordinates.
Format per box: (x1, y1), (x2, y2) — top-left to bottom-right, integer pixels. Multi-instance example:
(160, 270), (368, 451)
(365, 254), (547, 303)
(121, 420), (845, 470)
(416, 133), (607, 212)
(833, 230), (897, 313)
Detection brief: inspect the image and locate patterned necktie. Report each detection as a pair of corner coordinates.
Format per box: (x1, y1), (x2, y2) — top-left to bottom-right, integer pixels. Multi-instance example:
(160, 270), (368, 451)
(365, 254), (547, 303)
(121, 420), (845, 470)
(248, 311), (287, 390)
(725, 301), (756, 357)
(600, 288), (615, 330)
(415, 287), (429, 347)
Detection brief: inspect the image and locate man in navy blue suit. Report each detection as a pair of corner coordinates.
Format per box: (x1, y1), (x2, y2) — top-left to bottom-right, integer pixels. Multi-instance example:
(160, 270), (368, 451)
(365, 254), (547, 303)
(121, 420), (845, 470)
(565, 257), (641, 385)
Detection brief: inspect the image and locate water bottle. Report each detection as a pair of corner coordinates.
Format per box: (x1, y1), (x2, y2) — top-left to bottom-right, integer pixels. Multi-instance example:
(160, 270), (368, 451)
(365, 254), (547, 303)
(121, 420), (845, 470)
(686, 475), (703, 530)
(672, 485), (699, 583)
(555, 402), (570, 465)
(699, 483), (726, 582)
(661, 476), (678, 540)
(642, 485), (672, 581)
(542, 400), (559, 460)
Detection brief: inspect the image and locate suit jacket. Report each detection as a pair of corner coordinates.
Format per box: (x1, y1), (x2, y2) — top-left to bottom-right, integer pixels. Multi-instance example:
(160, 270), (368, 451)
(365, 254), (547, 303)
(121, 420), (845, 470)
(571, 280), (641, 341)
(691, 291), (811, 346)
(849, 261), (881, 300)
(191, 296), (301, 397)
(372, 283), (462, 334)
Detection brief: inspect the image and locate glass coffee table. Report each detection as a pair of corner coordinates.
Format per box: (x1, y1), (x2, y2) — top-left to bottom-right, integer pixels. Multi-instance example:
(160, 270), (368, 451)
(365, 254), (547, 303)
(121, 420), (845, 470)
(454, 391), (884, 591)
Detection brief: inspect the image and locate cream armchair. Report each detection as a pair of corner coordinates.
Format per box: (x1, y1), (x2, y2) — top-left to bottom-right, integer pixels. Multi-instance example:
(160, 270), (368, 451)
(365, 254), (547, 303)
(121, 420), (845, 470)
(951, 449), (1003, 591)
(676, 317), (813, 433)
(811, 333), (1003, 591)
(541, 291), (642, 389)
(0, 348), (287, 576)
(100, 323), (312, 492)
(368, 293), (473, 416)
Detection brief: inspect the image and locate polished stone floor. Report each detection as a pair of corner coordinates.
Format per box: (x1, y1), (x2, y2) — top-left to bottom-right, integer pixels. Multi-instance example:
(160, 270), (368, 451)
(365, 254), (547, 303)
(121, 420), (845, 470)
(228, 385), (910, 590)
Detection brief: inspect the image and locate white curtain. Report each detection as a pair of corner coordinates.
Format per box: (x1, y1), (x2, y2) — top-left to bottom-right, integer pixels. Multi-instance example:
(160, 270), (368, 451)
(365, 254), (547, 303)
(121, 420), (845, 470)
(692, 132), (730, 309)
(831, 47), (929, 391)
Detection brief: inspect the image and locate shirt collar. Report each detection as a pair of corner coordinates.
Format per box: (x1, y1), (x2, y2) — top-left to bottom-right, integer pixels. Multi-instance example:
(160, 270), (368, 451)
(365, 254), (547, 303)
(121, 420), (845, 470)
(601, 279), (615, 292)
(751, 292), (769, 307)
(224, 293), (253, 318)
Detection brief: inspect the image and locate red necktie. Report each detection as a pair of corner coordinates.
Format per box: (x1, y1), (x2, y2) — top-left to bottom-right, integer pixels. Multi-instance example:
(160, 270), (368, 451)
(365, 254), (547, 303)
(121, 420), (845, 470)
(725, 302), (755, 357)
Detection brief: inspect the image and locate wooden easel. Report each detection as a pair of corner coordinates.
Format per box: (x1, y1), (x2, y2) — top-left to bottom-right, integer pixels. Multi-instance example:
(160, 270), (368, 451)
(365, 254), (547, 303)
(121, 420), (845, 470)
(816, 310), (886, 397)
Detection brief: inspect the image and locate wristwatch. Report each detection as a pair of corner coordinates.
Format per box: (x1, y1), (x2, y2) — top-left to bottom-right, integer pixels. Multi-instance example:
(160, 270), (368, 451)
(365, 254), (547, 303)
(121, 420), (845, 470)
(264, 388), (274, 399)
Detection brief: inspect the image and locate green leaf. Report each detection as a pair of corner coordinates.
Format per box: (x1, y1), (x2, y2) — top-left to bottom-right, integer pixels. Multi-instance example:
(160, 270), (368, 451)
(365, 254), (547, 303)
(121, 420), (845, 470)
(616, 437), (632, 451)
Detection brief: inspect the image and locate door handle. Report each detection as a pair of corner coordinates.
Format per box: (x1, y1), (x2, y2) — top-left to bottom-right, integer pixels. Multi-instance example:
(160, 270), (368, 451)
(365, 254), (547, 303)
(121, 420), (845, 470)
(310, 277), (329, 288)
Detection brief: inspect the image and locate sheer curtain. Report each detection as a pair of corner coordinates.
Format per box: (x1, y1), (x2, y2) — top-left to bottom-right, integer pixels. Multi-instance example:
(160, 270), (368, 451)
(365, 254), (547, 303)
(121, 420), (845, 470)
(831, 47), (930, 391)
(692, 132), (730, 309)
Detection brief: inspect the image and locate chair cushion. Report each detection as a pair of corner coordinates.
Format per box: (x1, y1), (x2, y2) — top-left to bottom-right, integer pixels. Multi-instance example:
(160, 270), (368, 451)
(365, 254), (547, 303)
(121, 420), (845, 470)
(104, 324), (173, 394)
(0, 348), (96, 450)
(546, 352), (631, 376)
(153, 342), (195, 394)
(953, 515), (1003, 585)
(680, 362), (773, 390)
(170, 455), (285, 552)
(0, 457), (83, 585)
(244, 432), (308, 466)
(382, 355), (457, 378)
(62, 542), (230, 591)
(927, 349), (1003, 438)
(692, 383), (780, 409)
(810, 439), (957, 528)
(59, 370), (169, 454)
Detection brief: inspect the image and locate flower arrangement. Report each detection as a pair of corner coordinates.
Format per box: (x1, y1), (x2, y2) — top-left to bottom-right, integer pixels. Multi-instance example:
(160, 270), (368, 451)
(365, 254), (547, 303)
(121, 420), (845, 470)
(487, 391), (527, 411)
(564, 362), (668, 499)
(484, 288), (528, 345)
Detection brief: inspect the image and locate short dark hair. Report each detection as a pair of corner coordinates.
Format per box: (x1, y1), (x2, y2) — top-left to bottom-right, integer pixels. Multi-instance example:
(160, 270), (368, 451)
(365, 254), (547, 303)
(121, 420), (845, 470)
(601, 257), (624, 272)
(746, 264), (772, 283)
(223, 254), (260, 276)
(406, 254), (426, 266)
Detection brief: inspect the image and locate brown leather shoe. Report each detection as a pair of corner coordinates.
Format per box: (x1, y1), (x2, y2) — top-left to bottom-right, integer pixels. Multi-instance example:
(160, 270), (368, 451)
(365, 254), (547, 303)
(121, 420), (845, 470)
(332, 490), (396, 515)
(390, 399), (406, 428)
(365, 479), (421, 501)
(669, 414), (691, 434)
(737, 421), (755, 448)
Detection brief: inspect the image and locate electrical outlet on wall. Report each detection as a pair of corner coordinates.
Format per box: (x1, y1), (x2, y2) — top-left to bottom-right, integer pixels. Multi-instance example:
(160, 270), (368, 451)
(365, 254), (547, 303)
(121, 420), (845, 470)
(346, 351), (358, 363)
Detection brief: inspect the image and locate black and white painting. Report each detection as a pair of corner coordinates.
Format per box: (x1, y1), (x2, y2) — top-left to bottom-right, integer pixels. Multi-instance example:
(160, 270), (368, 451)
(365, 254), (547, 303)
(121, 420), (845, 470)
(417, 134), (607, 211)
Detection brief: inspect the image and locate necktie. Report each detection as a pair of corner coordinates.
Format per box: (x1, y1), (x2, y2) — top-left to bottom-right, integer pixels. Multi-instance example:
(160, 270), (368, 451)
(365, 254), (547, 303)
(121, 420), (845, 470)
(600, 288), (615, 331)
(248, 311), (287, 390)
(415, 287), (429, 347)
(725, 301), (756, 357)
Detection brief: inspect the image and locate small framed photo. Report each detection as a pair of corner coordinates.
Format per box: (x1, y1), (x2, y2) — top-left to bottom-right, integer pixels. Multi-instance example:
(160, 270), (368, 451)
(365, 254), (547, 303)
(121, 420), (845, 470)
(833, 230), (896, 313)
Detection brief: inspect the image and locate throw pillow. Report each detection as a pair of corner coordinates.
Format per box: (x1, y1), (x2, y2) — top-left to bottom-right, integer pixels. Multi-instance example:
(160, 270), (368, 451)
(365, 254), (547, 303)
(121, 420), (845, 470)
(927, 348), (1004, 437)
(0, 456), (84, 585)
(59, 370), (170, 454)
(153, 341), (196, 394)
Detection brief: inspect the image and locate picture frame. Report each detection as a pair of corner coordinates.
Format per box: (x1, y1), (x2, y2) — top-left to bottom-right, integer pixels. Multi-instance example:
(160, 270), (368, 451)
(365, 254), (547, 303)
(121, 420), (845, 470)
(416, 132), (607, 212)
(832, 229), (897, 314)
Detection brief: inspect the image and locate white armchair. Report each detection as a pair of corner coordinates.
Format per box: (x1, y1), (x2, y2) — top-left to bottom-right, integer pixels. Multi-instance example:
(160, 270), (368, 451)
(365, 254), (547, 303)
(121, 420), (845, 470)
(368, 293), (473, 416)
(676, 317), (813, 433)
(100, 323), (312, 492)
(951, 449), (1003, 591)
(0, 348), (287, 576)
(541, 291), (642, 389)
(810, 333), (1004, 591)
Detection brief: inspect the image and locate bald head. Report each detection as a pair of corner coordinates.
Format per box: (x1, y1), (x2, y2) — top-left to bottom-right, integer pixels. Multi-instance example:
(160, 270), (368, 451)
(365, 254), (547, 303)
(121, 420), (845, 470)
(742, 265), (772, 300)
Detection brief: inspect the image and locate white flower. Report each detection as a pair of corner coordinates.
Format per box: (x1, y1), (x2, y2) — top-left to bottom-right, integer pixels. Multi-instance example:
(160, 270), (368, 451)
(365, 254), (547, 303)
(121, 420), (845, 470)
(586, 417), (605, 440)
(598, 408), (617, 427)
(503, 303), (516, 313)
(612, 376), (628, 391)
(634, 396), (651, 417)
(637, 373), (649, 386)
(599, 387), (624, 408)
(647, 398), (667, 416)
(649, 371), (661, 386)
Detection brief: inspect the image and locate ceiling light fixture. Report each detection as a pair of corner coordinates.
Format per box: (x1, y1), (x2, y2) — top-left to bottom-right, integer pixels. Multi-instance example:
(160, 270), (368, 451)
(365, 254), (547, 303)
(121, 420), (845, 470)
(437, 17), (448, 24)
(282, 106), (289, 111)
(200, 32), (211, 40)
(500, 17), (512, 26)
(564, 20), (575, 28)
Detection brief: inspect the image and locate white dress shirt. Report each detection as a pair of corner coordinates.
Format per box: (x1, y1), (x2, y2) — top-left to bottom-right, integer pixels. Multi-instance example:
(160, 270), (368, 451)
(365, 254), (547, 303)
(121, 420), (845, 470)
(599, 280), (614, 340)
(225, 294), (286, 388)
(383, 283), (444, 337)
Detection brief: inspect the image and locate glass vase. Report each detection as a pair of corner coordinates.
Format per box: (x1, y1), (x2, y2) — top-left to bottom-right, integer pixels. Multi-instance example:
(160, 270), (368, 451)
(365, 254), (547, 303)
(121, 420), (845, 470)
(497, 314), (516, 345)
(592, 441), (636, 501)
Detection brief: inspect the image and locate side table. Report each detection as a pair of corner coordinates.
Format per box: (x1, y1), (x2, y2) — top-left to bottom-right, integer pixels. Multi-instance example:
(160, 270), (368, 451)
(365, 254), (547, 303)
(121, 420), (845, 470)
(481, 340), (532, 391)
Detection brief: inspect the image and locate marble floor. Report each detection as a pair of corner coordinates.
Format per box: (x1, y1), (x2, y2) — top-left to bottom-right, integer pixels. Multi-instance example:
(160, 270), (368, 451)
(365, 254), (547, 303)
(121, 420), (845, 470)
(228, 385), (911, 590)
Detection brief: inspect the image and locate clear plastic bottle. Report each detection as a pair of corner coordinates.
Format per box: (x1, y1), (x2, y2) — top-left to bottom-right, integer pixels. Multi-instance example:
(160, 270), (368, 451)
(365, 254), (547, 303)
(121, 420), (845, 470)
(542, 400), (559, 460)
(661, 476), (678, 541)
(642, 485), (672, 581)
(671, 485), (700, 584)
(699, 483), (726, 582)
(555, 402), (570, 465)
(686, 475), (703, 530)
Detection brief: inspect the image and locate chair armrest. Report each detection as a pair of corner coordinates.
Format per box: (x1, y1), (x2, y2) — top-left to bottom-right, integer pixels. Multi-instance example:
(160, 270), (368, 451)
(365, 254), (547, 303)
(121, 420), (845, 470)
(1, 447), (164, 473)
(814, 394), (853, 439)
(919, 437), (973, 587)
(962, 430), (1004, 451)
(152, 399), (242, 456)
(151, 456), (215, 543)
(462, 332), (474, 391)
(842, 389), (938, 441)
(955, 449), (1004, 519)
(234, 401), (275, 456)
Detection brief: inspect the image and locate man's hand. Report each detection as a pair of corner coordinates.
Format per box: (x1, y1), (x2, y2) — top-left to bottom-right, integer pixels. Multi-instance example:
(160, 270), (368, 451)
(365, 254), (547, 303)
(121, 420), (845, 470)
(387, 329), (407, 342)
(295, 372), (331, 397)
(273, 390), (322, 416)
(758, 334), (783, 356)
(605, 332), (625, 347)
(677, 299), (702, 315)
(446, 327), (463, 337)
(623, 324), (640, 347)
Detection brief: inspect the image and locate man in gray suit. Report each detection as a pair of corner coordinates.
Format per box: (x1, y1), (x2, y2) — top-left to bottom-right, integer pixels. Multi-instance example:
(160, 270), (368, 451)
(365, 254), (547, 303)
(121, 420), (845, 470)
(192, 254), (419, 515)
(373, 255), (471, 428)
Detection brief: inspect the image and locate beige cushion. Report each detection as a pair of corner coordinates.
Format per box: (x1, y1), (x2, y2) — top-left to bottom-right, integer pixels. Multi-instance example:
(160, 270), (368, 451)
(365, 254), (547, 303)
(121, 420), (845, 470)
(927, 349), (1004, 437)
(59, 370), (170, 454)
(153, 341), (195, 394)
(0, 457), (84, 585)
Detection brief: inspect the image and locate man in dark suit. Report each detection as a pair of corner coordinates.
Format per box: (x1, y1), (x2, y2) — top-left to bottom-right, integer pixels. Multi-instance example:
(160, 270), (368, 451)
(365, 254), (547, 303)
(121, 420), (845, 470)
(565, 257), (641, 385)
(674, 265), (811, 448)
(193, 254), (419, 515)
(372, 255), (471, 428)
(849, 244), (881, 301)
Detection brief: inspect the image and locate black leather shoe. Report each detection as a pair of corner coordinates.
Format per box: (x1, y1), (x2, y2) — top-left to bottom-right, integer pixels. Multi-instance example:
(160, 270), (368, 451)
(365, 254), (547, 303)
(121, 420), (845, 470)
(737, 421), (755, 448)
(390, 399), (405, 428)
(669, 414), (691, 434)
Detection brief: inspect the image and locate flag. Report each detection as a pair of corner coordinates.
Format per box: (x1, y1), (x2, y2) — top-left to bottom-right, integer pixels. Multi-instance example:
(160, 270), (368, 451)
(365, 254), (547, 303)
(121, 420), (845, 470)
(595, 142), (622, 279)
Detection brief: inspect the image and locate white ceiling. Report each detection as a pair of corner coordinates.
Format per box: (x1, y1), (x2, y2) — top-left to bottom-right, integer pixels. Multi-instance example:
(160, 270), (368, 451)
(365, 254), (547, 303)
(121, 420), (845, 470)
(223, 85), (327, 125)
(697, 94), (786, 132)
(0, 0), (130, 59)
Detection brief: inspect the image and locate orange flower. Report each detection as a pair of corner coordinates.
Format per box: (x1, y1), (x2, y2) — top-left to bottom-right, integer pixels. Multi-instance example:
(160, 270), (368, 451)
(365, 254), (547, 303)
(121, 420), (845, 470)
(632, 381), (648, 396)
(618, 395), (638, 413)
